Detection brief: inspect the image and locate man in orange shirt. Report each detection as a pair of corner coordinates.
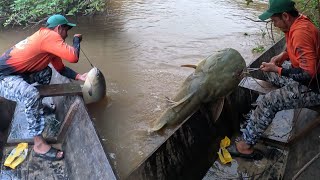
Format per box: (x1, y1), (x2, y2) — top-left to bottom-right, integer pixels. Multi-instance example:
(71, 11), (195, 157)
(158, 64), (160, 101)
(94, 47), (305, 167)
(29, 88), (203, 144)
(0, 14), (87, 161)
(235, 0), (320, 158)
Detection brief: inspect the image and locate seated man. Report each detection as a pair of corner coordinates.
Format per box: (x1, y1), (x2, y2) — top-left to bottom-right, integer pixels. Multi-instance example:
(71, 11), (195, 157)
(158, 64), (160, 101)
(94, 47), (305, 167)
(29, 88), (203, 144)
(0, 14), (87, 161)
(236, 0), (320, 157)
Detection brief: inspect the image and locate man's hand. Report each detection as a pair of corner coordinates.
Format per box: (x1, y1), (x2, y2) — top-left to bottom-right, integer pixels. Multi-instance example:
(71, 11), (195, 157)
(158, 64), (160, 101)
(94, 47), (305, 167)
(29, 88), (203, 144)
(74, 34), (82, 42)
(270, 52), (285, 66)
(260, 62), (279, 73)
(75, 73), (88, 81)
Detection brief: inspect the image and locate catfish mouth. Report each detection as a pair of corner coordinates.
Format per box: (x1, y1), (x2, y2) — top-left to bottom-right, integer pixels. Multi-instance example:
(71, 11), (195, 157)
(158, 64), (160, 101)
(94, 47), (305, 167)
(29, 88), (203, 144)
(233, 67), (245, 80)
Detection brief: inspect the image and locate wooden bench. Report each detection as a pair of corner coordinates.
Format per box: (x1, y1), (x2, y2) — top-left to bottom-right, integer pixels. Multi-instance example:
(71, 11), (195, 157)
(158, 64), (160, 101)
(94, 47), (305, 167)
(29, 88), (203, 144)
(239, 77), (320, 146)
(36, 83), (82, 97)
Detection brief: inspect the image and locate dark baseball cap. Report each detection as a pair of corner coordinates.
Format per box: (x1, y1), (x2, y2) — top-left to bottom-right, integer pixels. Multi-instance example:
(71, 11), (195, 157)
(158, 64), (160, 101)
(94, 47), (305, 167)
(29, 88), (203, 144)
(46, 14), (76, 28)
(259, 0), (296, 21)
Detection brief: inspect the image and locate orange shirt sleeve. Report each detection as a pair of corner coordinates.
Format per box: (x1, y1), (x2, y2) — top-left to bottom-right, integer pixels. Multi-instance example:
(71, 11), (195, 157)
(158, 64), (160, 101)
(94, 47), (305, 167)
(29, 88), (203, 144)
(50, 56), (65, 72)
(40, 31), (79, 63)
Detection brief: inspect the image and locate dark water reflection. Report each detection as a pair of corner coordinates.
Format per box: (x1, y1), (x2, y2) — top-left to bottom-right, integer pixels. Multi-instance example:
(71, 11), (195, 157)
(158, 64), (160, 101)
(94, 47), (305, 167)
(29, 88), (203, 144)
(0, 0), (282, 178)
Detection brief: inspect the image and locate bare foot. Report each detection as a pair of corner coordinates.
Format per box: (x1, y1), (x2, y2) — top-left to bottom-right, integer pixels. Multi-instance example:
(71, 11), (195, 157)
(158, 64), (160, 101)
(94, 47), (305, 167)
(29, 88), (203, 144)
(236, 140), (254, 154)
(33, 136), (63, 158)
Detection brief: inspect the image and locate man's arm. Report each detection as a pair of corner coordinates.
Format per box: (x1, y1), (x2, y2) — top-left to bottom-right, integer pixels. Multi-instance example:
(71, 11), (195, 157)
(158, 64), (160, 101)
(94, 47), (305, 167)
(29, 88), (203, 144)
(41, 32), (81, 63)
(51, 57), (86, 81)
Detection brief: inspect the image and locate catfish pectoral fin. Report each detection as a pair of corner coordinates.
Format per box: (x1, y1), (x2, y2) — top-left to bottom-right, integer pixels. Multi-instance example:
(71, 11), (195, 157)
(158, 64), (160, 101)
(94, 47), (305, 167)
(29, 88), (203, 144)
(211, 97), (225, 122)
(181, 64), (197, 69)
(170, 92), (195, 108)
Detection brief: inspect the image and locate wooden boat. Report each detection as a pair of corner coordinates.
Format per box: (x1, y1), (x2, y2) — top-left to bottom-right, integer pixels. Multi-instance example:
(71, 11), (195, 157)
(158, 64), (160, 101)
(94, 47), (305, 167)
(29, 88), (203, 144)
(0, 68), (118, 179)
(2, 38), (319, 179)
(127, 38), (320, 179)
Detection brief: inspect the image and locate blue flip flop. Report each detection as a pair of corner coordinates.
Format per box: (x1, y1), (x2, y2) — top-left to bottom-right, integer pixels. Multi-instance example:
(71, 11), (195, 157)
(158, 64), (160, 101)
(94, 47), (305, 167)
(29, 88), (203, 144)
(34, 147), (64, 161)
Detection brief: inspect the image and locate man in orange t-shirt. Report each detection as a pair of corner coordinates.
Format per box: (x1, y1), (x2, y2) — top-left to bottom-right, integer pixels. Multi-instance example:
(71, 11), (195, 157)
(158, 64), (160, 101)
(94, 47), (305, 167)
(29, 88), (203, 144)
(234, 0), (320, 159)
(0, 14), (88, 161)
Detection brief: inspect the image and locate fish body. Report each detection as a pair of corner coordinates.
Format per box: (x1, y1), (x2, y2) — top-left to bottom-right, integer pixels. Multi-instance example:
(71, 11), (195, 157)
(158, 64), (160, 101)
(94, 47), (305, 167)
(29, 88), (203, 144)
(149, 48), (246, 132)
(82, 67), (107, 104)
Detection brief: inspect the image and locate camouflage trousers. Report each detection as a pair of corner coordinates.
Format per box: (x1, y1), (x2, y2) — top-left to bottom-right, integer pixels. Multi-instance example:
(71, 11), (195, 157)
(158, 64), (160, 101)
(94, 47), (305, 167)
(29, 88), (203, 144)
(0, 67), (52, 137)
(241, 72), (320, 145)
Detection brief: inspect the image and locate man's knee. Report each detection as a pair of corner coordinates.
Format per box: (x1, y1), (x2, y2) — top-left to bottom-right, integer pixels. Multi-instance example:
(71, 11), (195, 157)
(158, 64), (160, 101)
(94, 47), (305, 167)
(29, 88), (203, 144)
(34, 67), (52, 85)
(23, 86), (41, 109)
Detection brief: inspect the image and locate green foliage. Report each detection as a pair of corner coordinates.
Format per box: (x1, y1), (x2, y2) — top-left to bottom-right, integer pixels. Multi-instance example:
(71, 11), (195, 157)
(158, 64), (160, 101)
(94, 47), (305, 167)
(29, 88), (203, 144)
(0, 0), (106, 27)
(246, 0), (320, 27)
(295, 0), (320, 27)
(251, 45), (265, 53)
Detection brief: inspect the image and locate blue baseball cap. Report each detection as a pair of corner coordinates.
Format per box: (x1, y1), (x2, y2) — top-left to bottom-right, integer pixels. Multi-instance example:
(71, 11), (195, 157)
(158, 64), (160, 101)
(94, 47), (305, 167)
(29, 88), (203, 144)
(46, 14), (76, 28)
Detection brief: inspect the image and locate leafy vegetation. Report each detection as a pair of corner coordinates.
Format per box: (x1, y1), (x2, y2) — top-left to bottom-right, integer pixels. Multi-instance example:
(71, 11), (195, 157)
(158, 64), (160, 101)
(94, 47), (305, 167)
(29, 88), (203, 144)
(295, 0), (320, 27)
(251, 45), (265, 53)
(0, 0), (106, 27)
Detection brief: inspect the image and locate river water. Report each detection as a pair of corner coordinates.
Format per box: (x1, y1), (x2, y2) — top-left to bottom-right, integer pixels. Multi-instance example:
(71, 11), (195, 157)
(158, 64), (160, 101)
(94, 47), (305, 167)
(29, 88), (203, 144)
(0, 0), (282, 178)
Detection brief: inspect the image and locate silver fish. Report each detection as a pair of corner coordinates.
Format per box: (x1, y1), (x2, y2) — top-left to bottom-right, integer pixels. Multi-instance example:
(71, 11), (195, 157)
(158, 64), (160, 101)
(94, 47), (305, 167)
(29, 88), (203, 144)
(149, 48), (246, 132)
(82, 67), (107, 104)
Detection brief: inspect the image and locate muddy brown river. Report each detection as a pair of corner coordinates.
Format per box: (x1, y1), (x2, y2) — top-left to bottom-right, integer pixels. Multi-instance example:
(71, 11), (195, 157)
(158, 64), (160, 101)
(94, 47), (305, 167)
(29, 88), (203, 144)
(0, 0), (282, 178)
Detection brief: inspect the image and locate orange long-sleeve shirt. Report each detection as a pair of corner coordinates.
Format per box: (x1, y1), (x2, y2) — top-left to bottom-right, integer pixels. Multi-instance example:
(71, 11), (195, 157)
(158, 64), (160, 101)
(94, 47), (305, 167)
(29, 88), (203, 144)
(0, 27), (79, 76)
(279, 15), (320, 78)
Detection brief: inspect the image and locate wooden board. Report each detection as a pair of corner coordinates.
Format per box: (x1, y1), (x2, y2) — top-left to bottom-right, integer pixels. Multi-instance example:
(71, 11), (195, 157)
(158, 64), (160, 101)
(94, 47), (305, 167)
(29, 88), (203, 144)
(36, 83), (82, 97)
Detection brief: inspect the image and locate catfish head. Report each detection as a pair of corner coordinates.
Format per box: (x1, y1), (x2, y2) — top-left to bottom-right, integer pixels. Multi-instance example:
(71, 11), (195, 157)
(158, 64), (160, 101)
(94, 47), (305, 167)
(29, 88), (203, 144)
(192, 48), (246, 103)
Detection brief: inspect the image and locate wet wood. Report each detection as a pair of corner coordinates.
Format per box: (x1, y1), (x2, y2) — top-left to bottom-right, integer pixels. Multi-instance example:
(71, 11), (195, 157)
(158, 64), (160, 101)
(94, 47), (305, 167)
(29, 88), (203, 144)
(292, 152), (320, 180)
(57, 98), (81, 142)
(288, 116), (320, 145)
(36, 83), (82, 97)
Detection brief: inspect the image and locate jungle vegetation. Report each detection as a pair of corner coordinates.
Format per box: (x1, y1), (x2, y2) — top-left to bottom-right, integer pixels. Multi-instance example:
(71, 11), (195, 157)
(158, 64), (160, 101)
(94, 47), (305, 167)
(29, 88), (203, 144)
(0, 0), (106, 27)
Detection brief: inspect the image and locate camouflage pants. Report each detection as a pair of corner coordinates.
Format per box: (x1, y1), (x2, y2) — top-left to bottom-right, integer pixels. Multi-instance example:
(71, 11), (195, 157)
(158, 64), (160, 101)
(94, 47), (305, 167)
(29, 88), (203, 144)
(241, 72), (320, 145)
(0, 67), (52, 137)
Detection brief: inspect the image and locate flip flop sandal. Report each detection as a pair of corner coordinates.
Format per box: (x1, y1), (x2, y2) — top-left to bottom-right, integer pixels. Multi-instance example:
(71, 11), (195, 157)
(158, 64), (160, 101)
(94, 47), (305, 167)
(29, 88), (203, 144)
(34, 147), (64, 161)
(228, 148), (264, 160)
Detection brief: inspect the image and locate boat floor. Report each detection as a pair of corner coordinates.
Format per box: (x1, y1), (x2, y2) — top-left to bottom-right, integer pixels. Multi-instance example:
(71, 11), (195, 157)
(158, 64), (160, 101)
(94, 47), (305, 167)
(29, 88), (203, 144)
(202, 95), (305, 179)
(0, 144), (68, 180)
(203, 142), (288, 179)
(0, 97), (67, 180)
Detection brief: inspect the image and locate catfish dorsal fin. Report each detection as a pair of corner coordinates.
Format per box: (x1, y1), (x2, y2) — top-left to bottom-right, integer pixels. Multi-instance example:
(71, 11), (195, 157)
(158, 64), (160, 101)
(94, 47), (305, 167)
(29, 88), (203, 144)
(181, 64), (197, 69)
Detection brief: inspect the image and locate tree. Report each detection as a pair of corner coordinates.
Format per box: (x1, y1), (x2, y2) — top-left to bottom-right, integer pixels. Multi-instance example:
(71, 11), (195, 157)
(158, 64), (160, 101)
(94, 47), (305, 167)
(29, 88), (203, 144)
(0, 0), (106, 27)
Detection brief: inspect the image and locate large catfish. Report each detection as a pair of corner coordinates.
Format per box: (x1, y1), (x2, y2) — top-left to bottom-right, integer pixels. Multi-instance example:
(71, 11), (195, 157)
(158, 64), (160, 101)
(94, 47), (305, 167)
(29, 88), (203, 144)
(149, 48), (246, 132)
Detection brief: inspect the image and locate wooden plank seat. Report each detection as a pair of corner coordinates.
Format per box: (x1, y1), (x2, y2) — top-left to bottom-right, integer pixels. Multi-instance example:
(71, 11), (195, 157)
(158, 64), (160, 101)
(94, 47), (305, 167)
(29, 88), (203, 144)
(36, 83), (82, 97)
(239, 77), (320, 147)
(7, 83), (82, 144)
